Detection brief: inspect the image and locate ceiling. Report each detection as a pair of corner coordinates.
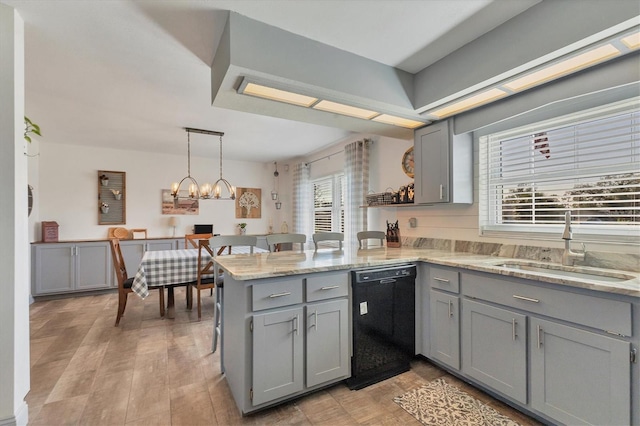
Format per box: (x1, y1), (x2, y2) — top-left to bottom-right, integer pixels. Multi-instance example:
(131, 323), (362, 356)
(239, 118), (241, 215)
(4, 0), (540, 161)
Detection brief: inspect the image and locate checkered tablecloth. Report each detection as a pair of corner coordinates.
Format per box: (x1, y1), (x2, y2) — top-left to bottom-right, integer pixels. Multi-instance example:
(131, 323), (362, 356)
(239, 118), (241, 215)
(132, 246), (265, 299)
(132, 249), (205, 299)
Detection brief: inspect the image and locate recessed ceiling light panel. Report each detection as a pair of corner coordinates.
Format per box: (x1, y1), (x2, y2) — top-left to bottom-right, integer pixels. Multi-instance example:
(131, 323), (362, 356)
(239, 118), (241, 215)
(241, 82), (318, 107)
(504, 44), (620, 92)
(430, 88), (508, 119)
(372, 114), (425, 129)
(313, 100), (379, 120)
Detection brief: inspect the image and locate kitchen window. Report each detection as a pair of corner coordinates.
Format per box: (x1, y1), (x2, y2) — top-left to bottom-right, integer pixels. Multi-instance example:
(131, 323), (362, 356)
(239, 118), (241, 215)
(479, 98), (640, 243)
(313, 174), (344, 233)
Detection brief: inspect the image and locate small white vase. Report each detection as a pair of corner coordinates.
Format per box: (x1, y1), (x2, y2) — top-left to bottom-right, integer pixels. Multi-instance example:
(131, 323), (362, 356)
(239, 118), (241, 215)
(114, 193), (122, 200)
(239, 227), (246, 235)
(101, 206), (109, 214)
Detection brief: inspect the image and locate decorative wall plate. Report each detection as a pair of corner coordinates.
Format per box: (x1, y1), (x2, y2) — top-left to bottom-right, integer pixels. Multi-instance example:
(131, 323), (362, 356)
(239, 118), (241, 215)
(402, 147), (414, 178)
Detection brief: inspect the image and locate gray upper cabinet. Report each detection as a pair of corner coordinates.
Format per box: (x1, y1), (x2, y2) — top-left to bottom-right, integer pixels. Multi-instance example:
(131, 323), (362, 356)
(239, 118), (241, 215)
(32, 241), (111, 295)
(414, 120), (472, 204)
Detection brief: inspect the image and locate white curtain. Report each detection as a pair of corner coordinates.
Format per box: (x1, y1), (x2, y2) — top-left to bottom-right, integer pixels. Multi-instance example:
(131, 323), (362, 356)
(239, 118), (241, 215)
(344, 139), (370, 247)
(292, 162), (312, 247)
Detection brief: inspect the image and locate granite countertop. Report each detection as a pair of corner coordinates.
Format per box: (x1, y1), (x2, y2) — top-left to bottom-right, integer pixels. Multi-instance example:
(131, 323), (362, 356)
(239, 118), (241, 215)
(214, 247), (640, 298)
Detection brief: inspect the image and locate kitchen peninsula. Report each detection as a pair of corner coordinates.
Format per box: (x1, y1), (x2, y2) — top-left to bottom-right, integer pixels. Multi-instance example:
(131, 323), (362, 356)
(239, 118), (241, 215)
(215, 244), (639, 424)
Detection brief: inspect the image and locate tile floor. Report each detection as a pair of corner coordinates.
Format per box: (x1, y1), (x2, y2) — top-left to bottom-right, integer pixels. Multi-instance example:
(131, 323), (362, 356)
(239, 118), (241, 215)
(27, 288), (542, 425)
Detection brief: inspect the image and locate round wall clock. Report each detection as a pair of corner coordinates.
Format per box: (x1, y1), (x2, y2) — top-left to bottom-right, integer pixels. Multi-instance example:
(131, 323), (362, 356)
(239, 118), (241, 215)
(402, 147), (414, 178)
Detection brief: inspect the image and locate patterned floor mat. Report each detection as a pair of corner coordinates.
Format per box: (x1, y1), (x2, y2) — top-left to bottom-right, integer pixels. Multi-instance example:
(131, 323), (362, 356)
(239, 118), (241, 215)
(394, 378), (521, 426)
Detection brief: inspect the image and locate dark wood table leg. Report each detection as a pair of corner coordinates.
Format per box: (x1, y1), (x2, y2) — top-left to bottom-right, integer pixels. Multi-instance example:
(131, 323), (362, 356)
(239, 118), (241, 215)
(167, 286), (175, 319)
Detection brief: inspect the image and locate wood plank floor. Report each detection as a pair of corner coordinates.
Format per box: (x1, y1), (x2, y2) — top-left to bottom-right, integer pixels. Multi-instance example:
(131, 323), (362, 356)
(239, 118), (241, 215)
(28, 289), (542, 425)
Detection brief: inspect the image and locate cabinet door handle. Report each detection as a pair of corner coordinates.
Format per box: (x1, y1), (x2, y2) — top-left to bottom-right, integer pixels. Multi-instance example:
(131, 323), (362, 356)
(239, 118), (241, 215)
(71, 246), (75, 256)
(433, 277), (450, 283)
(513, 294), (540, 303)
(320, 285), (339, 290)
(537, 325), (543, 348)
(439, 184), (444, 200)
(512, 319), (517, 341)
(448, 300), (453, 318)
(314, 310), (318, 331)
(292, 315), (299, 336)
(269, 292), (291, 298)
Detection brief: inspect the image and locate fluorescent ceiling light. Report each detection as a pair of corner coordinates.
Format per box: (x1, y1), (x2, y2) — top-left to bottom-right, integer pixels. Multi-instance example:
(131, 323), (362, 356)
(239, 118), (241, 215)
(504, 44), (620, 92)
(621, 31), (640, 49)
(372, 114), (424, 129)
(430, 88), (508, 119)
(313, 100), (379, 120)
(241, 82), (318, 107)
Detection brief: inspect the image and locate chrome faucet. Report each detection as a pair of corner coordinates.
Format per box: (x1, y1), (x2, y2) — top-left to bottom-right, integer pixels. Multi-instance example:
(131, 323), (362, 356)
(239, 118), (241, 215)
(562, 211), (585, 266)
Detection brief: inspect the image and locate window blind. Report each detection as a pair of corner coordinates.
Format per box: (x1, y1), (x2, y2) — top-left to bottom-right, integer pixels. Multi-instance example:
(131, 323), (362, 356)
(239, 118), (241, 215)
(479, 98), (640, 241)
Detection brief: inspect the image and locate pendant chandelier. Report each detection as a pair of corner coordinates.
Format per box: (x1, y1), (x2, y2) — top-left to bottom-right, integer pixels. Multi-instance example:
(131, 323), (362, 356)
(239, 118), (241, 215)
(171, 127), (236, 201)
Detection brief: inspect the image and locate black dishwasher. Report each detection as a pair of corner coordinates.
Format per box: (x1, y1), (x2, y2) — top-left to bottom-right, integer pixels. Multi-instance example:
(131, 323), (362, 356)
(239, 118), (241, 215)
(347, 264), (416, 390)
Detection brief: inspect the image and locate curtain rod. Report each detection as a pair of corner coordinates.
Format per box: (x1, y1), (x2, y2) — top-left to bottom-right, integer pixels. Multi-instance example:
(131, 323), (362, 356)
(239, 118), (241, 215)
(306, 138), (373, 165)
(307, 150), (344, 165)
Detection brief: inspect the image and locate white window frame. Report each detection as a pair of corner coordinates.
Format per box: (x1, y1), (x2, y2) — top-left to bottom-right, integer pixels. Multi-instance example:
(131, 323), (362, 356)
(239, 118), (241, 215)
(479, 97), (640, 244)
(312, 174), (344, 234)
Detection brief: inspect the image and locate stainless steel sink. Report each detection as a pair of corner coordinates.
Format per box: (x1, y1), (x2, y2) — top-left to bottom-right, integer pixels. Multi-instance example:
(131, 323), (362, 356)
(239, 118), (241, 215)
(494, 261), (635, 283)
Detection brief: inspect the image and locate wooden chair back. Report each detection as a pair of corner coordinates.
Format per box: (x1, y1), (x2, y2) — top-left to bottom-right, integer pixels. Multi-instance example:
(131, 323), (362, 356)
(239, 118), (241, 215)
(109, 237), (128, 289)
(357, 231), (386, 248)
(312, 232), (344, 251)
(185, 233), (213, 248)
(266, 233), (306, 252)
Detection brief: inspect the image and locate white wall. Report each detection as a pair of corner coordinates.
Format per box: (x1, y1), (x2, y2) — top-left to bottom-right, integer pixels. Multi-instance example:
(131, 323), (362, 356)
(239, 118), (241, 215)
(0, 4), (30, 424)
(34, 143), (282, 241)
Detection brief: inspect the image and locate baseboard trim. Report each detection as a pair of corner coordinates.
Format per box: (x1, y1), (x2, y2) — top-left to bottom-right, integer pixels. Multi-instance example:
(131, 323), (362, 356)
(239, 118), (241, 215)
(0, 401), (29, 426)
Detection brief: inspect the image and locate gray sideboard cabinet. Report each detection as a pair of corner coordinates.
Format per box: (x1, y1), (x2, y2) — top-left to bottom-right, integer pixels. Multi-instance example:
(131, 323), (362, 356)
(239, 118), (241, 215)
(32, 241), (112, 296)
(225, 270), (350, 414)
(414, 119), (472, 204)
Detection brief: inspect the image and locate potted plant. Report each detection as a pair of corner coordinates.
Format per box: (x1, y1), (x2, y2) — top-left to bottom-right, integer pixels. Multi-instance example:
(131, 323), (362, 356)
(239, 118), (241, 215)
(101, 202), (109, 214)
(111, 189), (122, 200)
(24, 116), (41, 143)
(100, 174), (109, 186)
(237, 222), (247, 235)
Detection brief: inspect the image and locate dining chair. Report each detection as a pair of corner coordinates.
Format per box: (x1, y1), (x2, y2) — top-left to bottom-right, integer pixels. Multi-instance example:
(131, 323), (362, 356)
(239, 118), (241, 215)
(207, 235), (257, 354)
(312, 232), (344, 251)
(185, 232), (213, 249)
(265, 233), (306, 252)
(190, 239), (216, 321)
(357, 231), (386, 248)
(109, 237), (164, 326)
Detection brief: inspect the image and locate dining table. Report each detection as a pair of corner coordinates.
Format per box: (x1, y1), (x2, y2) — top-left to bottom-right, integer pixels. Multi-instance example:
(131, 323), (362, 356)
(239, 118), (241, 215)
(131, 245), (266, 318)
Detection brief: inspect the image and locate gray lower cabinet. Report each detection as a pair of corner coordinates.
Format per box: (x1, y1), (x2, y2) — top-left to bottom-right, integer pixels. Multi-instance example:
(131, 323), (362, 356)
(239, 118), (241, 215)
(306, 299), (349, 387)
(32, 241), (111, 295)
(462, 299), (527, 404)
(224, 271), (350, 414)
(252, 306), (304, 406)
(429, 290), (460, 369)
(252, 298), (349, 406)
(530, 317), (630, 426)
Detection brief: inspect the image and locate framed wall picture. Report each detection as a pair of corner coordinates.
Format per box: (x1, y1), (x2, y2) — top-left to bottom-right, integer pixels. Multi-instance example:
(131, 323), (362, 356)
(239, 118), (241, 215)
(98, 170), (126, 225)
(161, 189), (199, 215)
(235, 187), (261, 218)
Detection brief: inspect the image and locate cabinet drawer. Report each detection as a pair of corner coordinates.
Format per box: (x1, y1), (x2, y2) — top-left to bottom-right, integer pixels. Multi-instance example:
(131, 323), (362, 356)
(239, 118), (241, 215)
(462, 272), (631, 336)
(429, 266), (460, 293)
(306, 273), (348, 302)
(252, 278), (303, 311)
